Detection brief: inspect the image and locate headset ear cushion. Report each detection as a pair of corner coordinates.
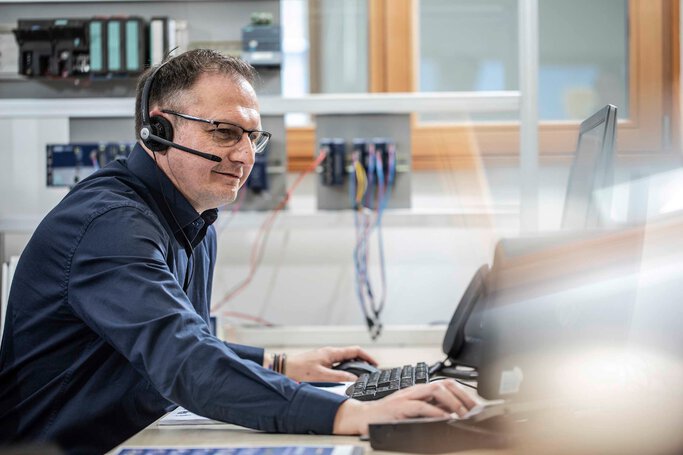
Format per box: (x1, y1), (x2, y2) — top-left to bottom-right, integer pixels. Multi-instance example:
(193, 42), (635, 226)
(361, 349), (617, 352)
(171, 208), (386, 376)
(144, 115), (174, 152)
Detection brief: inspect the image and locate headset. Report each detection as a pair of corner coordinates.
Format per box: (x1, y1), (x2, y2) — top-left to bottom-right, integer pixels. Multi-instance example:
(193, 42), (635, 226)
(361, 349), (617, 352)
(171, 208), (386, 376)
(139, 58), (223, 163)
(140, 56), (221, 293)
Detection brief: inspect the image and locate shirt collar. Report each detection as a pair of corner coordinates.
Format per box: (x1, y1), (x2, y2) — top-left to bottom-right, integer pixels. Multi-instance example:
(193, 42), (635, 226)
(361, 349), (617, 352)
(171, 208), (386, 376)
(127, 143), (218, 242)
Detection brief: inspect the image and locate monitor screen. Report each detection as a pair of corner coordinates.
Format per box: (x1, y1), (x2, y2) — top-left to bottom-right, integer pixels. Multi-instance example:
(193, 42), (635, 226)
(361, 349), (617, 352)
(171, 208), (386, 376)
(561, 104), (618, 230)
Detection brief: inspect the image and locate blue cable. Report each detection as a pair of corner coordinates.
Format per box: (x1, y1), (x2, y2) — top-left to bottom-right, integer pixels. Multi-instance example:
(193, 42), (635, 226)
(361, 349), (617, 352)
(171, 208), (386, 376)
(350, 153), (372, 330)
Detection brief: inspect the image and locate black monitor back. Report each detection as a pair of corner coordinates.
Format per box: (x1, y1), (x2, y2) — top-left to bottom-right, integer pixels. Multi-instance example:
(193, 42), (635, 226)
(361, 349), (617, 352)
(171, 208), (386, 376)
(476, 226), (653, 401)
(562, 104), (618, 230)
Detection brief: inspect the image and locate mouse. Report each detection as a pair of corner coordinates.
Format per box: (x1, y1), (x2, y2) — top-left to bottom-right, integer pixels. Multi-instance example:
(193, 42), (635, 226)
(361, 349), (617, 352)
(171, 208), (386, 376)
(333, 359), (380, 377)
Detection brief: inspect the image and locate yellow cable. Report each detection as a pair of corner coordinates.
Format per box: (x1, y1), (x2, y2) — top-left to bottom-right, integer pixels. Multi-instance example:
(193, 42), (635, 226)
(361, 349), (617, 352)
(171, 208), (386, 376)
(354, 161), (367, 204)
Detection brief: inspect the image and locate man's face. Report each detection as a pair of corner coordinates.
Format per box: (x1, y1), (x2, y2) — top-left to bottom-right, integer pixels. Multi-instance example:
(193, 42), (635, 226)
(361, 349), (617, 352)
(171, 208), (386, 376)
(153, 72), (260, 213)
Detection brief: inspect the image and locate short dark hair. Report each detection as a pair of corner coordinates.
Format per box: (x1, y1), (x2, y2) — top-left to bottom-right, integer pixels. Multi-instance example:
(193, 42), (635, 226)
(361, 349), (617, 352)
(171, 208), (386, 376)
(134, 49), (258, 140)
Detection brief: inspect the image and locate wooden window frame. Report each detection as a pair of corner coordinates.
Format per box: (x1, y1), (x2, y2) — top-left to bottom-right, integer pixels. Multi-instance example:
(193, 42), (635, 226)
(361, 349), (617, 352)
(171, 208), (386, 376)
(385, 0), (678, 169)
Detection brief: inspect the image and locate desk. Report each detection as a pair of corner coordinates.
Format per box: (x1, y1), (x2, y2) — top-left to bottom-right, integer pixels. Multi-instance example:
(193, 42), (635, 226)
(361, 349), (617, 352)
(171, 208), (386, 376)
(115, 342), (679, 455)
(110, 418), (502, 455)
(109, 346), (499, 455)
(110, 423), (366, 454)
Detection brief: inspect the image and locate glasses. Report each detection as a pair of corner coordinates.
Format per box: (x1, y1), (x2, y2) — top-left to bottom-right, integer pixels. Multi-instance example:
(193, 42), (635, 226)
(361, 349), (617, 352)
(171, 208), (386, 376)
(162, 109), (271, 154)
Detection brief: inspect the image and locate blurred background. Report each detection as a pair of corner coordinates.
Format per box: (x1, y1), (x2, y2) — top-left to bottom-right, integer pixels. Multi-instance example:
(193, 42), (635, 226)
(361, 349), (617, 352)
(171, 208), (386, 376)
(0, 0), (680, 338)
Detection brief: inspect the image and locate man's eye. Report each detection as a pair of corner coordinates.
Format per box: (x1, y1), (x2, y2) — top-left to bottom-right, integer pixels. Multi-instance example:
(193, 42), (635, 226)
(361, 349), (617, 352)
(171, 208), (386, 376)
(214, 128), (241, 142)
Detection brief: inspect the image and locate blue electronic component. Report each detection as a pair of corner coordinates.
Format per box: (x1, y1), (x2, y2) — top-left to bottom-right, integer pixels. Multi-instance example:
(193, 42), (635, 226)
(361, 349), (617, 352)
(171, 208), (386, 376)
(241, 23), (282, 67)
(246, 145), (269, 193)
(348, 137), (397, 210)
(352, 138), (367, 159)
(320, 138), (346, 186)
(371, 138), (396, 186)
(330, 138), (346, 186)
(46, 142), (134, 187)
(319, 138), (332, 185)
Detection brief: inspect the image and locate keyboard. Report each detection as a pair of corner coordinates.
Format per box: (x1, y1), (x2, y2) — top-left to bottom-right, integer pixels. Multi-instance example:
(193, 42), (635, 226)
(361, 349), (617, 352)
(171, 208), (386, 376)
(345, 362), (430, 401)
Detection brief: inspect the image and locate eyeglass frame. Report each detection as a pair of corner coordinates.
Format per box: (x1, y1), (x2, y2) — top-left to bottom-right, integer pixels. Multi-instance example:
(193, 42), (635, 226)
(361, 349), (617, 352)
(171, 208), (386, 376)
(161, 109), (271, 154)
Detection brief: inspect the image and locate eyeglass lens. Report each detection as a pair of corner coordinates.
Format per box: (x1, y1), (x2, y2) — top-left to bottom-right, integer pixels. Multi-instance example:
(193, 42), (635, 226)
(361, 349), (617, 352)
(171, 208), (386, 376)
(212, 124), (268, 153)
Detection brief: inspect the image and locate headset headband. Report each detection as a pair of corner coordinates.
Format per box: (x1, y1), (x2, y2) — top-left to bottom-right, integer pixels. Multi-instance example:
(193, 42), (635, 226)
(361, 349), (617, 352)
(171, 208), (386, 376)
(141, 58), (173, 129)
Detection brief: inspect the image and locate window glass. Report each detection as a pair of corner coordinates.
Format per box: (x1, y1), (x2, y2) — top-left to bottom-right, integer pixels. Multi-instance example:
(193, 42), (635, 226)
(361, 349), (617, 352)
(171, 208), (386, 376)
(281, 0), (310, 126)
(420, 0), (519, 94)
(310, 0), (369, 94)
(538, 0), (628, 120)
(418, 0), (628, 121)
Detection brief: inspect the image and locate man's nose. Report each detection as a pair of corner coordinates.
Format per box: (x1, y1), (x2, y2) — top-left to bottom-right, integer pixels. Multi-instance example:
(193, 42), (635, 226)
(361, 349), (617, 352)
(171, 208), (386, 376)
(229, 134), (256, 164)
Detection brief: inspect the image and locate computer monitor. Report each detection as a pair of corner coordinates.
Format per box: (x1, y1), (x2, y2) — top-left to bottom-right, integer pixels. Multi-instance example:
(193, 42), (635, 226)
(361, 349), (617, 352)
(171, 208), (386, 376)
(561, 104), (618, 230)
(476, 228), (643, 402)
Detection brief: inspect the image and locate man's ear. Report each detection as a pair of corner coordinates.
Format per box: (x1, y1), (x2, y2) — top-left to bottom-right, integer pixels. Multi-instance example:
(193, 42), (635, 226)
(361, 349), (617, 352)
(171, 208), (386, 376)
(142, 108), (174, 153)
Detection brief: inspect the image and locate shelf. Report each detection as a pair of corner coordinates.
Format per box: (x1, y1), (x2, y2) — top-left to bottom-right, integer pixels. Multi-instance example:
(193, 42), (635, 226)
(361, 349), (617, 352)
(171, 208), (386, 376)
(0, 205), (519, 234)
(0, 91), (521, 118)
(224, 324), (447, 347)
(0, 0), (240, 3)
(0, 98), (135, 118)
(260, 91), (521, 115)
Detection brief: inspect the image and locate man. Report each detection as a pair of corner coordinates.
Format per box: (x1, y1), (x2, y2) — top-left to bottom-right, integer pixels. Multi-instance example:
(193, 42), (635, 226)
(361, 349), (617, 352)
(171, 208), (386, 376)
(0, 50), (475, 453)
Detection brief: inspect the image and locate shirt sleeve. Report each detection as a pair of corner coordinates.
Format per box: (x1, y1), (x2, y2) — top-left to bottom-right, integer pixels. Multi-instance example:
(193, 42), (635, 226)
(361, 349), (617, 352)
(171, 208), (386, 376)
(67, 205), (347, 434)
(225, 342), (264, 365)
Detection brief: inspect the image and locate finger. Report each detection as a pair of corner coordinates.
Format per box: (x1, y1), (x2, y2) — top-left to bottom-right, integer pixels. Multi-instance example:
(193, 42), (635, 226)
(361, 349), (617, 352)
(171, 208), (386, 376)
(392, 382), (474, 414)
(338, 346), (379, 366)
(408, 381), (469, 416)
(439, 380), (478, 409)
(322, 347), (354, 365)
(390, 383), (441, 401)
(400, 400), (451, 420)
(427, 383), (470, 416)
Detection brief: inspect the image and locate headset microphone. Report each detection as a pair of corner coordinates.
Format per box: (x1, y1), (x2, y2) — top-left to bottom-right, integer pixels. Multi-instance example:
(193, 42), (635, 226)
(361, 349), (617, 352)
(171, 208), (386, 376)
(139, 57), (223, 163)
(140, 128), (222, 162)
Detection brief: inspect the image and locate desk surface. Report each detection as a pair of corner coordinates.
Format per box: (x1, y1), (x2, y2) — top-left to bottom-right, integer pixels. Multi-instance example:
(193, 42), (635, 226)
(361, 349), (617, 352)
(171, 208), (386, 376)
(106, 343), (683, 455)
(109, 347), (497, 455)
(111, 423), (368, 454)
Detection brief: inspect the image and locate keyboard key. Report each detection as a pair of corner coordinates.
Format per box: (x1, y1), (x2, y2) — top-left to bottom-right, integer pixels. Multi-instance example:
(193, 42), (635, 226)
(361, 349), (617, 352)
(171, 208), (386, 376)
(346, 362), (430, 400)
(401, 365), (413, 379)
(400, 378), (413, 388)
(414, 362), (428, 383)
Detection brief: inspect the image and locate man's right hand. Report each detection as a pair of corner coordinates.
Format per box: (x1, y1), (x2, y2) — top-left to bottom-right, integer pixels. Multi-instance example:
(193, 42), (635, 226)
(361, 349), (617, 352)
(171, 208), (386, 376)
(332, 380), (477, 435)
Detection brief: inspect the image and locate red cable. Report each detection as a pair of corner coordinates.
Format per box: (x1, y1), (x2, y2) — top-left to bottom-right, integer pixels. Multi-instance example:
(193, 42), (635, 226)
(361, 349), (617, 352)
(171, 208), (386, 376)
(211, 151), (328, 314)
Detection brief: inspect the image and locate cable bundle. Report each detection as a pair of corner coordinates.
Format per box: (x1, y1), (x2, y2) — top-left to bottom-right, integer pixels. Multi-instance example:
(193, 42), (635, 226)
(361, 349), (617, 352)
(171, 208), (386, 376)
(350, 142), (397, 340)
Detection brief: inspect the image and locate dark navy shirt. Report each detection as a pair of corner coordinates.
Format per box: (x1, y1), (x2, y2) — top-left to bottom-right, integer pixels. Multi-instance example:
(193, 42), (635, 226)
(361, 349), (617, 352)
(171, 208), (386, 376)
(0, 144), (346, 454)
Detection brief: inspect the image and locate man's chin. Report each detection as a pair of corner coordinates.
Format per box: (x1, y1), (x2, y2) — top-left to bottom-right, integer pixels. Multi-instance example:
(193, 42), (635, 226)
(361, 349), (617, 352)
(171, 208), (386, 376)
(217, 190), (240, 207)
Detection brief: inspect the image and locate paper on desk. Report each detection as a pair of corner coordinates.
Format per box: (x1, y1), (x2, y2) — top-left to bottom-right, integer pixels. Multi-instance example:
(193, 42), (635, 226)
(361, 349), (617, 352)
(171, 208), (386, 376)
(117, 446), (363, 455)
(158, 407), (223, 426)
(158, 382), (351, 426)
(307, 382), (354, 396)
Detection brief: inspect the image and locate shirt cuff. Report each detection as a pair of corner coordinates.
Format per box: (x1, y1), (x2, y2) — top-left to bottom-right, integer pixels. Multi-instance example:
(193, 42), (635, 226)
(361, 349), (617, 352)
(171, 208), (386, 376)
(284, 384), (349, 434)
(224, 342), (264, 365)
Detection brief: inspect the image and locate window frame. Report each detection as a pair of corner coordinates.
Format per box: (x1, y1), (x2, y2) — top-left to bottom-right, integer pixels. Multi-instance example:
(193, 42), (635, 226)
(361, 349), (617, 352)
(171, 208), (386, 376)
(384, 0), (677, 169)
(287, 0), (678, 171)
